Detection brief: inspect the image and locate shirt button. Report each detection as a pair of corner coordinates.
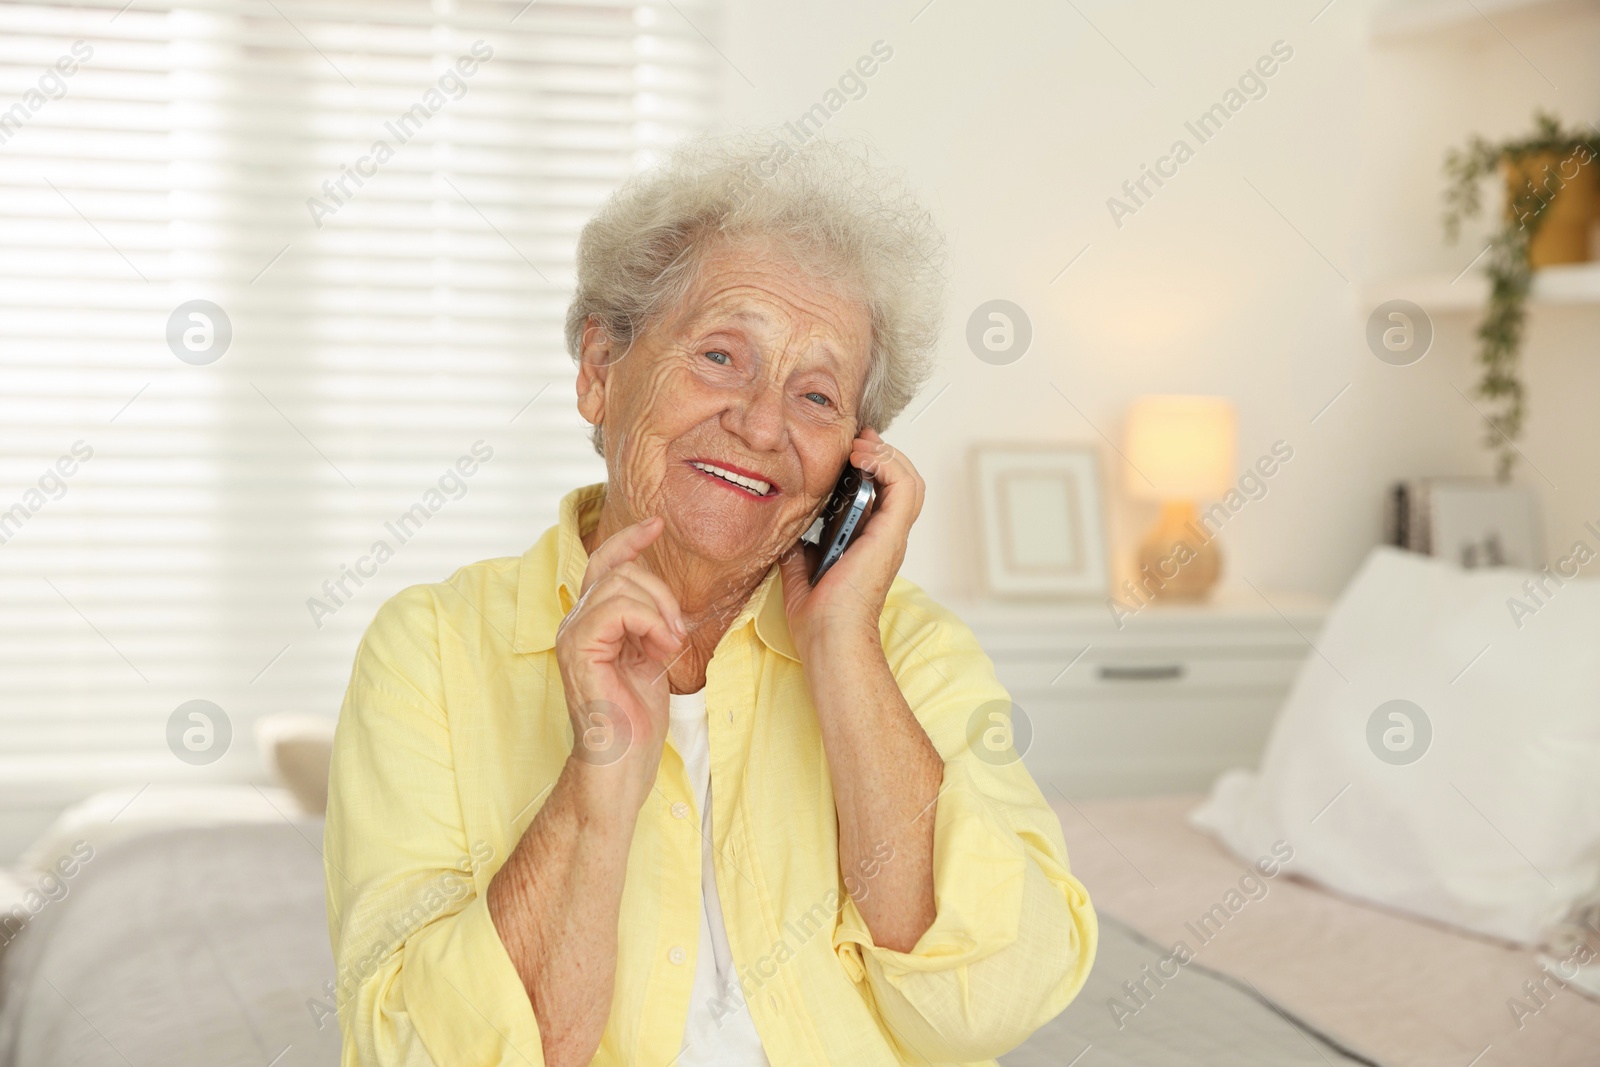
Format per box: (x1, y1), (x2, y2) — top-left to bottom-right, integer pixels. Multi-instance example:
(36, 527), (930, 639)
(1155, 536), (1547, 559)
(669, 945), (686, 965)
(671, 801), (690, 820)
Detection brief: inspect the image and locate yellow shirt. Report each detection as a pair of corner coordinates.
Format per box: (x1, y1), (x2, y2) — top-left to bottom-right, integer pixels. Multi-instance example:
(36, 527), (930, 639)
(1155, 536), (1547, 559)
(324, 482), (1096, 1066)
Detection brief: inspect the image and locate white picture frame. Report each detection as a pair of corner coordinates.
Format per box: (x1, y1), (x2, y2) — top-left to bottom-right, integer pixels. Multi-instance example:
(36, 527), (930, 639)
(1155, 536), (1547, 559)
(971, 443), (1109, 598)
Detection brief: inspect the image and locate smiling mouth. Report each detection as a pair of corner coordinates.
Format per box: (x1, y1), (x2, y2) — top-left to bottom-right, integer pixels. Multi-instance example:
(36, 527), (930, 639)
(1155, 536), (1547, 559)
(687, 460), (776, 498)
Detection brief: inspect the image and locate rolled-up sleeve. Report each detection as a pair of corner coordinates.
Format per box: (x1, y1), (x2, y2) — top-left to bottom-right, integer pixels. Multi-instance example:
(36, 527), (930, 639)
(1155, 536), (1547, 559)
(831, 591), (1098, 1062)
(324, 584), (546, 1067)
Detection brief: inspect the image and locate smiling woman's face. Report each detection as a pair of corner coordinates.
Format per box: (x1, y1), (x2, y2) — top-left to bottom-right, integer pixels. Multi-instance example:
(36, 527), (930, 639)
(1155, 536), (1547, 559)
(576, 238), (872, 579)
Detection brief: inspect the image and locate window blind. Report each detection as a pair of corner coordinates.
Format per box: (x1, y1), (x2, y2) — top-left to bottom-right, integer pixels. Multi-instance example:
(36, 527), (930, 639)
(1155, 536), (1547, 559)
(0, 0), (717, 803)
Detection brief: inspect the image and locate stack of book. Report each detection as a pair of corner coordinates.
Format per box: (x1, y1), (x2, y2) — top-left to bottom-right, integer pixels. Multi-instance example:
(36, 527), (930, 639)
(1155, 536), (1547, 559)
(1385, 479), (1543, 569)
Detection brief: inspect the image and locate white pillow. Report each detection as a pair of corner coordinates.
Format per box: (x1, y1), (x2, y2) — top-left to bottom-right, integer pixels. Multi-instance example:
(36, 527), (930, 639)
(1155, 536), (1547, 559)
(255, 713), (337, 815)
(1192, 546), (1600, 946)
(15, 784), (304, 876)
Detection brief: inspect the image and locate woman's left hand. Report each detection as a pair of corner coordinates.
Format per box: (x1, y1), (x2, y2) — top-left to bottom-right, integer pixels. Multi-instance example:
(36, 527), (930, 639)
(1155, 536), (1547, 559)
(779, 427), (924, 656)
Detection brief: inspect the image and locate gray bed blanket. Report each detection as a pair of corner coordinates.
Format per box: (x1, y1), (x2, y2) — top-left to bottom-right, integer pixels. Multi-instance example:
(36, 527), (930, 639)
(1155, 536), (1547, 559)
(1004, 914), (1380, 1066)
(0, 822), (1377, 1066)
(0, 822), (340, 1067)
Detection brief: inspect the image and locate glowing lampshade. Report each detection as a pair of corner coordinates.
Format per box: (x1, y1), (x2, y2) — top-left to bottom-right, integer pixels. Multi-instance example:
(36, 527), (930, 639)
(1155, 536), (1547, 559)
(1124, 396), (1237, 502)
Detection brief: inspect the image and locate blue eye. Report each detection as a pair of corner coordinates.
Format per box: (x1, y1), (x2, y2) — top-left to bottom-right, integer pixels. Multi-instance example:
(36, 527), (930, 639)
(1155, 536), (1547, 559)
(805, 391), (830, 406)
(703, 350), (731, 365)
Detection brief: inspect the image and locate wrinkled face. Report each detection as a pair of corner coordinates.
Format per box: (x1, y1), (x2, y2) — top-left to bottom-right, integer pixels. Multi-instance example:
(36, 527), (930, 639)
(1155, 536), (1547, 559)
(577, 239), (871, 574)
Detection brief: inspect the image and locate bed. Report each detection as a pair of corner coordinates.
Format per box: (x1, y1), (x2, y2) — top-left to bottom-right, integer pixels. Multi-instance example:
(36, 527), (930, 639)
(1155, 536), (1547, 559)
(1031, 793), (1600, 1067)
(4, 787), (1595, 1067)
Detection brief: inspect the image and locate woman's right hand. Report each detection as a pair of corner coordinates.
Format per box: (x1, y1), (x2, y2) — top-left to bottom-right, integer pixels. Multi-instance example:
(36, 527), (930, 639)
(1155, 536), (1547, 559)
(554, 515), (687, 828)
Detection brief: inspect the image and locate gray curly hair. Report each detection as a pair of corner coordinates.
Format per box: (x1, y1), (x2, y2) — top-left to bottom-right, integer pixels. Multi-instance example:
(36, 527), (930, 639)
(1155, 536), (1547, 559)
(564, 128), (947, 456)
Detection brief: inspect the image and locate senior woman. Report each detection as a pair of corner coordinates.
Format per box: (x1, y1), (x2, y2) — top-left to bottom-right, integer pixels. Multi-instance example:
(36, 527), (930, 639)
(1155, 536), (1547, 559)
(324, 132), (1096, 1067)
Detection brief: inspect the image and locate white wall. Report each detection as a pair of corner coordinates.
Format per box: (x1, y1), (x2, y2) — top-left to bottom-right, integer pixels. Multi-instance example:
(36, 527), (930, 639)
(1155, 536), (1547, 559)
(712, 0), (1600, 602)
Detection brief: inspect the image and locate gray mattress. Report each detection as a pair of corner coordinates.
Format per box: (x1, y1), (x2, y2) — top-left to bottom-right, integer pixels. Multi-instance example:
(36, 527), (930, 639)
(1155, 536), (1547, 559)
(0, 822), (340, 1067)
(0, 822), (1376, 1066)
(1004, 915), (1378, 1066)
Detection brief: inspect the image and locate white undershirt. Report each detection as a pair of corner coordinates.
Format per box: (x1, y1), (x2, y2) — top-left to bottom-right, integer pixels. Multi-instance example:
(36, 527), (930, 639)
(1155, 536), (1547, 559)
(667, 688), (772, 1067)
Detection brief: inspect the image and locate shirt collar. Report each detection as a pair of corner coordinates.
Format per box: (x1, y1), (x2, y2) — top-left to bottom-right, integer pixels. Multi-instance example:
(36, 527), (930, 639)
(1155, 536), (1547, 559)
(512, 482), (800, 663)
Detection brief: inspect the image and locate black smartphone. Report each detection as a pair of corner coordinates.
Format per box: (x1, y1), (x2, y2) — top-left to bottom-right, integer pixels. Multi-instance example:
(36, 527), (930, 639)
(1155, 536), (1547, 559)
(810, 465), (876, 585)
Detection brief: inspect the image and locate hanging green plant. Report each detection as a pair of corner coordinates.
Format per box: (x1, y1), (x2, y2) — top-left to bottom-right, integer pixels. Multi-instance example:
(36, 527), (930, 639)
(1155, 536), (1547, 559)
(1442, 111), (1600, 481)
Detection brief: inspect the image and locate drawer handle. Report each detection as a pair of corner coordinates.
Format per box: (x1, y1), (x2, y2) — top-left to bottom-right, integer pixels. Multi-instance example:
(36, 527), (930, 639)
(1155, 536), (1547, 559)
(1097, 664), (1184, 682)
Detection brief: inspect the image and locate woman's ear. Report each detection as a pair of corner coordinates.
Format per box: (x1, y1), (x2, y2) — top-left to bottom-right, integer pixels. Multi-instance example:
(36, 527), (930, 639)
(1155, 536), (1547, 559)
(575, 317), (613, 429)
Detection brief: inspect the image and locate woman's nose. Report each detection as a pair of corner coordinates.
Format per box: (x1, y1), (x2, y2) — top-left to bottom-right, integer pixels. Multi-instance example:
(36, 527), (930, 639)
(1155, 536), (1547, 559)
(722, 376), (786, 452)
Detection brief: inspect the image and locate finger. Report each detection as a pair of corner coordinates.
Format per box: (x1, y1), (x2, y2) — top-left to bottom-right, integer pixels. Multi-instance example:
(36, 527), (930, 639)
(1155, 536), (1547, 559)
(616, 599), (686, 664)
(856, 426), (898, 469)
(849, 434), (923, 532)
(584, 568), (687, 641)
(777, 539), (814, 598)
(607, 561), (687, 638)
(850, 428), (893, 480)
(563, 591), (683, 664)
(851, 435), (920, 500)
(580, 515), (664, 596)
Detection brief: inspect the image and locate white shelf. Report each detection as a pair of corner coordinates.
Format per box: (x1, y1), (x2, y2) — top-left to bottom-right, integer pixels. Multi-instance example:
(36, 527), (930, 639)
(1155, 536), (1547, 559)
(1363, 259), (1600, 311)
(1371, 0), (1597, 41)
(945, 588), (1329, 652)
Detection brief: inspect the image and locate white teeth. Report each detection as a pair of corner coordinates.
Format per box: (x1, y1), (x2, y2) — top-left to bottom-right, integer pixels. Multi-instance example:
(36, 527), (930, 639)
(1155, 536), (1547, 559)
(691, 461), (770, 496)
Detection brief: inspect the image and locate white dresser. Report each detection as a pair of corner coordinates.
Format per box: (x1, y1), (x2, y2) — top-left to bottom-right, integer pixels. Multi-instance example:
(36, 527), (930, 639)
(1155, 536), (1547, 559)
(942, 589), (1329, 799)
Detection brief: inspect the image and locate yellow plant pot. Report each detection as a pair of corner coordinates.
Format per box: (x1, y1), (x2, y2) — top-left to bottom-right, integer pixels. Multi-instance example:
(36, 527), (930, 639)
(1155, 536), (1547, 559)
(1503, 149), (1599, 268)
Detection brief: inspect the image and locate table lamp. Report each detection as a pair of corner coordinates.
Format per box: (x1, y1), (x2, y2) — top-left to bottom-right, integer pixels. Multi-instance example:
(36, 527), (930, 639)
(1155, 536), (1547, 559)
(1123, 395), (1237, 599)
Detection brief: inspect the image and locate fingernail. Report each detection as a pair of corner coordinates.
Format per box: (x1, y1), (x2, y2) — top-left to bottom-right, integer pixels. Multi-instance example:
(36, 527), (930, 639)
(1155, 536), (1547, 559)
(674, 617), (688, 637)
